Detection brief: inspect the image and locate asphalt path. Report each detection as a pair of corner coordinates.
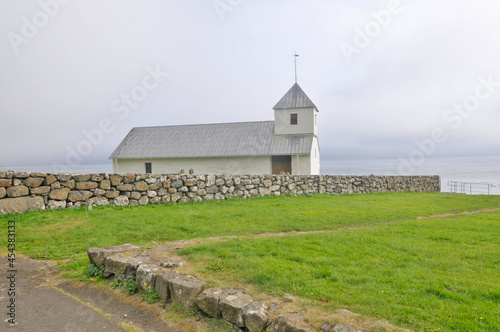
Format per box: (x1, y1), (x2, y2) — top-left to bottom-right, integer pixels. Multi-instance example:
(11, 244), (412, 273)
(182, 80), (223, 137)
(1, 256), (179, 332)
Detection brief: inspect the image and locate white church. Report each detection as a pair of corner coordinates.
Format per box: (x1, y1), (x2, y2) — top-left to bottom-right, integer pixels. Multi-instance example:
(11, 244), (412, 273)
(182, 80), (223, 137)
(110, 83), (320, 175)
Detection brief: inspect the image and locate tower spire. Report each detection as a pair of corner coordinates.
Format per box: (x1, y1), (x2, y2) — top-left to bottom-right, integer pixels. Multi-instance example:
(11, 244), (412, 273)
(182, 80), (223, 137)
(294, 52), (299, 83)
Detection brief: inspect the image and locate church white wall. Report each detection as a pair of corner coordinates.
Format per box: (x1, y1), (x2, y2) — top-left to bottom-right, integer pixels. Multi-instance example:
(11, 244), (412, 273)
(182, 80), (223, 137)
(113, 156), (272, 175)
(274, 107), (318, 136)
(291, 154), (312, 175)
(310, 137), (320, 175)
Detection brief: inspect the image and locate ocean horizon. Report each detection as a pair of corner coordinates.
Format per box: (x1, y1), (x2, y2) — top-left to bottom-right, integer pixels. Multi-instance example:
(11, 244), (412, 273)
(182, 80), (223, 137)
(1, 155), (499, 195)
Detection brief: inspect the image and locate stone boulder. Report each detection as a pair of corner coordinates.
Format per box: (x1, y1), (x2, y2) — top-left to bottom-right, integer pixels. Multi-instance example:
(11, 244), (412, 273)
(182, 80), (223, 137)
(197, 287), (222, 317)
(7, 186), (29, 198)
(219, 289), (254, 328)
(104, 253), (149, 281)
(47, 200), (67, 210)
(30, 186), (51, 195)
(113, 195), (129, 206)
(68, 190), (92, 202)
(0, 179), (12, 187)
(23, 177), (44, 187)
(243, 301), (269, 332)
(154, 270), (180, 301)
(136, 264), (165, 290)
(0, 196), (45, 214)
(73, 174), (91, 182)
(87, 244), (140, 268)
(322, 323), (361, 332)
(266, 312), (315, 332)
(49, 188), (70, 201)
(76, 181), (98, 190)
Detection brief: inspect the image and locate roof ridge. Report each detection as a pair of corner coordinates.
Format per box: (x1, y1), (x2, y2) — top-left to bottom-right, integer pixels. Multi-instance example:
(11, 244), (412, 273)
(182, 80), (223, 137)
(131, 120), (274, 130)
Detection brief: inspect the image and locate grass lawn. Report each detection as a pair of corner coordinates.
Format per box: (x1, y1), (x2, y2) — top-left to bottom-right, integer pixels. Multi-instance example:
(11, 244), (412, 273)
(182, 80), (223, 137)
(0, 192), (499, 331)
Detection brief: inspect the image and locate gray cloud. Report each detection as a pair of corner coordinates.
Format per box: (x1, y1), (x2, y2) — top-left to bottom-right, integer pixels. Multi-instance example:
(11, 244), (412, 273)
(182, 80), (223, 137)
(1, 0), (499, 168)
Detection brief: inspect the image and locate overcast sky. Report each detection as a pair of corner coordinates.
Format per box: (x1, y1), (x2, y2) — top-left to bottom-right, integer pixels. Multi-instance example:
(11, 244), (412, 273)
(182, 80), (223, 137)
(1, 0), (499, 170)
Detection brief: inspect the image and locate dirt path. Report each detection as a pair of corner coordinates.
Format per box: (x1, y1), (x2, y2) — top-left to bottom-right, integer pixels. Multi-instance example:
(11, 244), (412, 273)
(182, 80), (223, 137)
(147, 207), (500, 252)
(416, 207), (500, 220)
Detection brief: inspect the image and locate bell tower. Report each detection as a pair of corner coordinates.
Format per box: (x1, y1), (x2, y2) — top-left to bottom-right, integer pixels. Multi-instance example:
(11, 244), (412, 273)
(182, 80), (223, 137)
(273, 83), (318, 136)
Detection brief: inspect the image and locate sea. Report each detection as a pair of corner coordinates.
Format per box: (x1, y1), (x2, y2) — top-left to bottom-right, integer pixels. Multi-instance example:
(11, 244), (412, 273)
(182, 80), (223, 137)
(1, 156), (499, 195)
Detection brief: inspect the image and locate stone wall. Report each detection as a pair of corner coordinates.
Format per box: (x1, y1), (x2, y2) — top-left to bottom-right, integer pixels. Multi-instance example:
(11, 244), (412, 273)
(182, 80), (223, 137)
(0, 170), (440, 214)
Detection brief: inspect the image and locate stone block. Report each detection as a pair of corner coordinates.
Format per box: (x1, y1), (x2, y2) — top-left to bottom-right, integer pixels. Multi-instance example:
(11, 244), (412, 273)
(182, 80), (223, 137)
(68, 190), (92, 202)
(76, 181), (98, 190)
(155, 270), (180, 301)
(206, 185), (218, 194)
(130, 191), (141, 200)
(117, 184), (133, 191)
(47, 200), (67, 210)
(243, 301), (269, 332)
(266, 312), (315, 332)
(89, 197), (109, 206)
(0, 196), (45, 214)
(166, 272), (209, 310)
(105, 190), (120, 199)
(171, 180), (183, 189)
(219, 289), (254, 327)
(100, 179), (111, 190)
(73, 174), (90, 182)
(90, 174), (104, 181)
(87, 244), (140, 269)
(49, 188), (70, 201)
(197, 287), (222, 317)
(29, 186), (50, 195)
(149, 183), (160, 190)
(43, 175), (57, 185)
(7, 186), (29, 198)
(62, 179), (75, 189)
(322, 323), (361, 332)
(109, 175), (122, 186)
(13, 171), (30, 178)
(123, 173), (135, 184)
(104, 253), (149, 281)
(138, 196), (149, 205)
(57, 174), (72, 181)
(0, 179), (12, 187)
(136, 264), (165, 290)
(184, 179), (197, 186)
(50, 182), (61, 189)
(0, 187), (5, 198)
(113, 196), (129, 206)
(134, 181), (148, 191)
(93, 188), (107, 196)
(23, 177), (44, 187)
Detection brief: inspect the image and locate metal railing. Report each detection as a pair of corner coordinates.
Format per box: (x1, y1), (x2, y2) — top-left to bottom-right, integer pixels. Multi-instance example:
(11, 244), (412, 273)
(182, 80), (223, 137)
(448, 181), (494, 195)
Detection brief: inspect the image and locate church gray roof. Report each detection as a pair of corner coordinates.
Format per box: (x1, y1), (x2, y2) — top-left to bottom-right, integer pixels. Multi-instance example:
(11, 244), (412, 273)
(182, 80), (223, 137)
(109, 121), (314, 159)
(273, 83), (317, 110)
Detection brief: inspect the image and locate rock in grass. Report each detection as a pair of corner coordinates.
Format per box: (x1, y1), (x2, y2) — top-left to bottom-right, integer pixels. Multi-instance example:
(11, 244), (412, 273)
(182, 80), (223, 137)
(243, 301), (268, 332)
(266, 312), (315, 332)
(104, 253), (149, 281)
(87, 244), (140, 269)
(136, 264), (165, 290)
(219, 289), (254, 328)
(197, 287), (222, 317)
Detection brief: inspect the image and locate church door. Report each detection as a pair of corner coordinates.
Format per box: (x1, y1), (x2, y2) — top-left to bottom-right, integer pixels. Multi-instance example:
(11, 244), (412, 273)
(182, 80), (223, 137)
(272, 155), (292, 174)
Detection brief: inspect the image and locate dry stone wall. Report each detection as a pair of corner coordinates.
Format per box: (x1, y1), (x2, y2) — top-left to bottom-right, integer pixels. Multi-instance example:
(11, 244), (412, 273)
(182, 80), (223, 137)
(0, 170), (440, 214)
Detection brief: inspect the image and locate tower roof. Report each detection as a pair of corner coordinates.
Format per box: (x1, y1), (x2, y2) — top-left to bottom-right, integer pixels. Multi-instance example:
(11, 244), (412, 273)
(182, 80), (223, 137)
(273, 83), (317, 110)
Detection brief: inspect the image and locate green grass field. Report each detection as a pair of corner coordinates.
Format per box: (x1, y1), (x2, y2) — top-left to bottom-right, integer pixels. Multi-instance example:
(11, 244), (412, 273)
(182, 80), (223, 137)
(0, 192), (499, 331)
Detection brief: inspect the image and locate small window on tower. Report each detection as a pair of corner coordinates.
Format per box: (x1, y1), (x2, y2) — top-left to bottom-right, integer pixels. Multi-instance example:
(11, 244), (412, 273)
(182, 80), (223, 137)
(290, 113), (298, 125)
(145, 162), (152, 174)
